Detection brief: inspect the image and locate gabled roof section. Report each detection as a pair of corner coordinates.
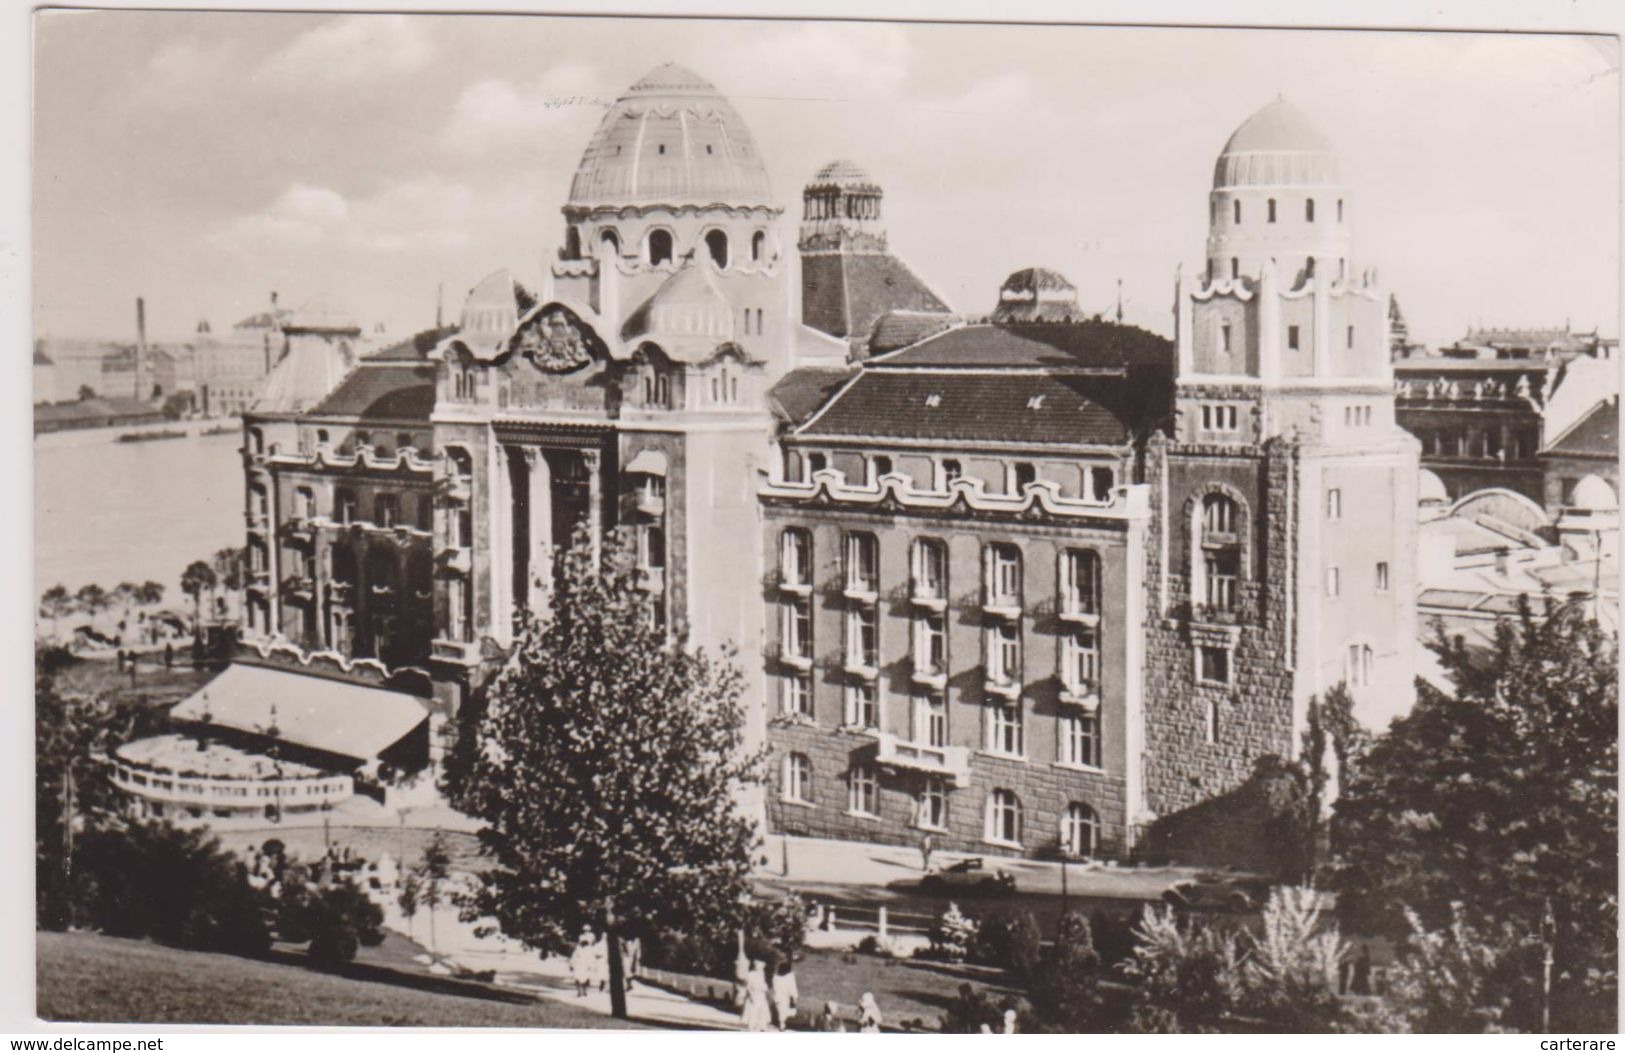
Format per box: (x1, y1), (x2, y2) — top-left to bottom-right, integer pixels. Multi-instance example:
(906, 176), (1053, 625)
(366, 325), (458, 362)
(1545, 397), (1618, 458)
(869, 310), (959, 355)
(801, 253), (950, 343)
(770, 366), (856, 426)
(307, 361), (437, 422)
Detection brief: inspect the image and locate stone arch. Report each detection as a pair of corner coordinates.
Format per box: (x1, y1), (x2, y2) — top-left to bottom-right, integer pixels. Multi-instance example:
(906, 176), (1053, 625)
(1447, 487), (1551, 532)
(1182, 481), (1255, 611)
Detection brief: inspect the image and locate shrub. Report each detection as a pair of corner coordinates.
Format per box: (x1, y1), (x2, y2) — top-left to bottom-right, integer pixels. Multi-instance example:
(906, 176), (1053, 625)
(928, 902), (978, 962)
(1025, 912), (1106, 1032)
(277, 876), (385, 967)
(971, 910), (1042, 980)
(71, 821), (273, 957)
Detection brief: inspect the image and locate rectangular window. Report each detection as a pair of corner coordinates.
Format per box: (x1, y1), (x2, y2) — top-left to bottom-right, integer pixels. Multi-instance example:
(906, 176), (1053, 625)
(455, 508), (473, 549)
(781, 598), (811, 661)
(376, 493), (399, 527)
(866, 454), (893, 485)
(1205, 548), (1239, 611)
(844, 532), (879, 595)
(1326, 566), (1341, 597)
(1220, 323), (1233, 354)
(781, 674), (811, 718)
(915, 613), (947, 677)
(913, 692), (947, 748)
(847, 766), (879, 817)
(846, 606), (879, 671)
(987, 621), (1021, 685)
(780, 529), (811, 587)
(1059, 711), (1101, 769)
(1347, 325), (1355, 349)
(984, 544), (1022, 608)
(916, 777), (948, 830)
(1197, 645), (1231, 686)
(1347, 643), (1374, 687)
(1376, 561), (1390, 592)
(1288, 325), (1300, 351)
(1326, 488), (1342, 519)
(1060, 549), (1101, 616)
(844, 682), (879, 730)
(912, 537), (946, 600)
(940, 458), (963, 487)
(1011, 462), (1037, 493)
(1061, 630), (1100, 693)
(986, 703), (1024, 756)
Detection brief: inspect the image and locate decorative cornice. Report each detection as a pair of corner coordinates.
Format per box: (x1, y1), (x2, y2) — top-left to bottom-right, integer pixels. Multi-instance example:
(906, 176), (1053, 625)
(268, 444), (435, 474)
(760, 468), (1150, 521)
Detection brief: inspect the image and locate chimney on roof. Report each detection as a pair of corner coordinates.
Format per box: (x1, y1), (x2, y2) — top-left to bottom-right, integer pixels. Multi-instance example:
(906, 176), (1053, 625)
(436, 282), (444, 329)
(271, 291), (279, 309)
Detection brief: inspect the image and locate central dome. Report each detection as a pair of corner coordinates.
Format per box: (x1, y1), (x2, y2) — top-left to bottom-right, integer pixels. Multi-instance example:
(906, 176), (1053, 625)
(1213, 98), (1342, 190)
(567, 62), (775, 212)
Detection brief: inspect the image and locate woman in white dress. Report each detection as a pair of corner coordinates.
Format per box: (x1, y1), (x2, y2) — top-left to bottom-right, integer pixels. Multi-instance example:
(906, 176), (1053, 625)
(858, 992), (883, 1033)
(771, 959), (798, 1031)
(739, 960), (772, 1031)
(568, 930), (595, 997)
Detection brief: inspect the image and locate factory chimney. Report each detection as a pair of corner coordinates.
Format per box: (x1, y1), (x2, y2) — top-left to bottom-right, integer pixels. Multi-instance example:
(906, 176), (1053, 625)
(135, 297), (147, 401)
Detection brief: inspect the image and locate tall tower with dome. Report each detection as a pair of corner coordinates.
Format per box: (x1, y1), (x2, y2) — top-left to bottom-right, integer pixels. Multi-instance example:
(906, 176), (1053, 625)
(1139, 98), (1419, 827)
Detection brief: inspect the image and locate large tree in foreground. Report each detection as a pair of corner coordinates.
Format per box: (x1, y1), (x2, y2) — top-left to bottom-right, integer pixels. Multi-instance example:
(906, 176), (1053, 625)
(1333, 599), (1617, 1032)
(446, 526), (764, 1019)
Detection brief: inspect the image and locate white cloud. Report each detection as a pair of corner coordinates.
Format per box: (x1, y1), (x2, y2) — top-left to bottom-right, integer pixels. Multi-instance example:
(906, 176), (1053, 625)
(210, 177), (474, 256)
(440, 62), (607, 156)
(130, 36), (240, 107)
(252, 14), (433, 91)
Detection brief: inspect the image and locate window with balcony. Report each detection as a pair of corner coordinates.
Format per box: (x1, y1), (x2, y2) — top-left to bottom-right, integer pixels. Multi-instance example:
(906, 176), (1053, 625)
(915, 612), (946, 678)
(1061, 629), (1100, 695)
(1060, 712), (1101, 769)
(1060, 549), (1101, 617)
(912, 692), (947, 748)
(911, 537), (946, 602)
(1197, 645), (1231, 686)
(1197, 493), (1241, 612)
(782, 753), (812, 804)
(844, 532), (879, 596)
(781, 673), (812, 719)
(780, 528), (811, 589)
(985, 788), (1023, 845)
(843, 682), (878, 730)
(984, 543), (1022, 610)
(336, 488), (358, 524)
(985, 701), (1024, 756)
(780, 597), (812, 664)
(376, 493), (399, 528)
(987, 620), (1021, 687)
(1061, 802), (1099, 857)
(915, 777), (949, 831)
(847, 765), (880, 817)
(846, 606), (879, 672)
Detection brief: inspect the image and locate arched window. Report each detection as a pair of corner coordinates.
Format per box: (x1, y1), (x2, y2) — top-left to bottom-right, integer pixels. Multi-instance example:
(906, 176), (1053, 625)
(779, 528), (811, 588)
(985, 788), (1023, 845)
(1061, 802), (1098, 857)
(705, 229), (729, 269)
(447, 446), (474, 479)
(1267, 198), (1277, 223)
(751, 230), (766, 262)
(782, 753), (812, 803)
(1306, 198), (1316, 222)
(1198, 493), (1241, 612)
(1233, 199), (1241, 224)
(1230, 258), (1239, 280)
(844, 531), (879, 594)
(647, 229), (673, 266)
(599, 229), (620, 256)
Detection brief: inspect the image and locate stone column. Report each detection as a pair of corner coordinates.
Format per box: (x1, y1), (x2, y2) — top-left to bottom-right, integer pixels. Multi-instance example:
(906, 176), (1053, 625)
(582, 447), (603, 562)
(524, 446), (552, 612)
(491, 444), (513, 645)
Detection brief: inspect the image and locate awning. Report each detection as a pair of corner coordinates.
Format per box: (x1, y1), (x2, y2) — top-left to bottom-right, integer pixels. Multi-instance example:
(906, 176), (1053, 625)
(171, 663), (429, 763)
(623, 448), (668, 476)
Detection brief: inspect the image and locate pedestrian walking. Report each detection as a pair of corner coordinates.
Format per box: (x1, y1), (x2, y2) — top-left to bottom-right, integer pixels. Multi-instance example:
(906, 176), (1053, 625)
(569, 929), (595, 997)
(858, 991), (883, 1033)
(771, 958), (799, 1031)
(622, 934), (642, 988)
(733, 932), (750, 1008)
(740, 960), (772, 1031)
(590, 932), (610, 991)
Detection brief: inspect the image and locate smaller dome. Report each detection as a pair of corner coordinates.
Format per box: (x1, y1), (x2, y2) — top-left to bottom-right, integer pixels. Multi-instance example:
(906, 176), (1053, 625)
(1213, 98), (1342, 190)
(993, 267), (1080, 324)
(1571, 474), (1618, 511)
(808, 159), (878, 190)
(1418, 469), (1448, 504)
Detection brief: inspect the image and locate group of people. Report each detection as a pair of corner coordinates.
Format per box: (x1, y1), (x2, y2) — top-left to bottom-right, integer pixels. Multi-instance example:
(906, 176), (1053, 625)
(735, 955), (882, 1033)
(567, 928), (643, 997)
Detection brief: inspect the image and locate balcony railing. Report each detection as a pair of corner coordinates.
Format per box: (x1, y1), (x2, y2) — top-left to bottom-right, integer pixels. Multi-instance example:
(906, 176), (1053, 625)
(637, 567), (666, 593)
(912, 651), (947, 689)
(431, 638), (481, 665)
(910, 589), (947, 612)
(440, 547), (472, 575)
(875, 732), (971, 784)
(634, 490), (666, 518)
(982, 597), (1022, 620)
(281, 575), (316, 601)
(244, 511), (269, 533)
(844, 655), (880, 680)
(1058, 606), (1100, 627)
(1059, 680), (1102, 710)
(984, 669), (1021, 700)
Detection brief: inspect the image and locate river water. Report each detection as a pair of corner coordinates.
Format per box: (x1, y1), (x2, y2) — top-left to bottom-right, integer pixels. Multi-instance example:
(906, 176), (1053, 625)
(34, 421), (246, 605)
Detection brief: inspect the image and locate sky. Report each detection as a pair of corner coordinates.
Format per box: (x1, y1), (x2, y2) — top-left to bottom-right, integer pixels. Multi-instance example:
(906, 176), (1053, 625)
(31, 11), (1621, 349)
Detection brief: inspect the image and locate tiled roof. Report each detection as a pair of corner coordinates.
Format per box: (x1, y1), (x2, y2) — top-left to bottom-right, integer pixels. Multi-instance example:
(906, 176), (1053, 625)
(869, 311), (958, 354)
(871, 319), (1173, 371)
(801, 253), (950, 341)
(769, 367), (856, 426)
(1544, 398), (1618, 458)
(307, 362), (437, 422)
(796, 370), (1166, 446)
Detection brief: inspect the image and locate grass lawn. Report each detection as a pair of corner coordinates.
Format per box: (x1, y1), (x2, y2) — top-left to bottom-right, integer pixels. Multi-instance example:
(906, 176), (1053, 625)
(792, 948), (1017, 1030)
(38, 931), (649, 1029)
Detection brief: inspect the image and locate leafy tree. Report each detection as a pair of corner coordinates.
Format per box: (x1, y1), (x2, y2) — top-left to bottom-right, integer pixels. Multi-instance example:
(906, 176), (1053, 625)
(74, 583), (108, 621)
(928, 901), (977, 961)
(278, 875), (385, 967)
(77, 384), (95, 401)
(213, 547), (244, 615)
(971, 910), (1043, 978)
(138, 581), (165, 608)
(39, 584), (73, 639)
(447, 525), (763, 1019)
(1381, 904), (1511, 1033)
(112, 582), (140, 629)
(1025, 912), (1108, 1032)
(1333, 599), (1617, 1031)
(1119, 905), (1244, 1033)
(1236, 887), (1350, 1031)
(180, 561), (216, 633)
(939, 983), (1027, 1033)
(409, 829), (454, 955)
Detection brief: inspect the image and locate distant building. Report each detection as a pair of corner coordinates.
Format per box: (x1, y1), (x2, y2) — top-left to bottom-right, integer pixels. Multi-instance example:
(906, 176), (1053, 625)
(32, 345), (56, 405)
(33, 396), (167, 434)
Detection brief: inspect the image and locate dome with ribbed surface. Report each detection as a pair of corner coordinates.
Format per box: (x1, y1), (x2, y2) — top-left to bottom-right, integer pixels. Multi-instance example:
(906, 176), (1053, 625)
(808, 159), (877, 190)
(567, 62), (775, 211)
(1213, 98), (1342, 189)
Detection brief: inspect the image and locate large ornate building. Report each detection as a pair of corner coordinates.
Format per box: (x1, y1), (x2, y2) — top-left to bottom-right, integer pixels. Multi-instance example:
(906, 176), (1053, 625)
(210, 68), (1419, 858)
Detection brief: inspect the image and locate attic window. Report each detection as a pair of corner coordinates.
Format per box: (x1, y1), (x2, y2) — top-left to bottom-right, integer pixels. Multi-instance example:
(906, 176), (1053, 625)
(925, 394), (942, 408)
(1026, 395), (1045, 410)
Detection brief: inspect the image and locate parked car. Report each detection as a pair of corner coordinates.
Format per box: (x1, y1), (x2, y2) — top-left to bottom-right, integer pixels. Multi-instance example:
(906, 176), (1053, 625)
(918, 857), (1017, 897)
(1161, 873), (1274, 913)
